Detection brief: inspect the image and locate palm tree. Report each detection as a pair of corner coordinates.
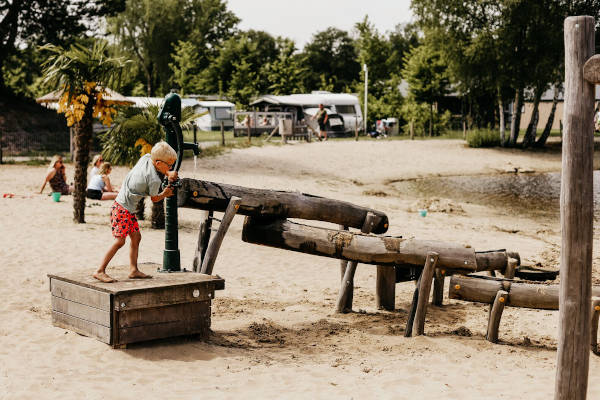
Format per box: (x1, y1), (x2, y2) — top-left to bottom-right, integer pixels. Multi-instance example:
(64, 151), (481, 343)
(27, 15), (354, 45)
(101, 104), (203, 228)
(41, 40), (130, 223)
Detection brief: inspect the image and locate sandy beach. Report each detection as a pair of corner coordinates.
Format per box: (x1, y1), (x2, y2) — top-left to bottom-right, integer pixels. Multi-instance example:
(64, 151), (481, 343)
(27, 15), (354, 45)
(1, 139), (599, 399)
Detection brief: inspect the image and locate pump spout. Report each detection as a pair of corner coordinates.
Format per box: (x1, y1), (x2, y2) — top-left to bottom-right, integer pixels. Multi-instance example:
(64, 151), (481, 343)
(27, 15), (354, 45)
(183, 141), (200, 156)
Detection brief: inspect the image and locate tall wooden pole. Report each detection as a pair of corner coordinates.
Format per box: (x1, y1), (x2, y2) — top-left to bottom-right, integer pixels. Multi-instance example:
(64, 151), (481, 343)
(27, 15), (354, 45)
(555, 16), (595, 400)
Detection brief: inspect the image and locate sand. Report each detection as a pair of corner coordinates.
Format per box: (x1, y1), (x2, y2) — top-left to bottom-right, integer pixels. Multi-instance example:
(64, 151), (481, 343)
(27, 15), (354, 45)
(1, 139), (599, 399)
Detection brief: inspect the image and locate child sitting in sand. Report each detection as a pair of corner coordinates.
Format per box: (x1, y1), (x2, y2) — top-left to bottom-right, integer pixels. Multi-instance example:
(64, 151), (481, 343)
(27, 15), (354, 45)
(93, 142), (178, 283)
(86, 162), (119, 201)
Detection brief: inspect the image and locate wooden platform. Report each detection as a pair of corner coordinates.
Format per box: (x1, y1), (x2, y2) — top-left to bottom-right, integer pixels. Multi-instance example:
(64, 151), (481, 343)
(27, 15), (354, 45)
(48, 264), (224, 347)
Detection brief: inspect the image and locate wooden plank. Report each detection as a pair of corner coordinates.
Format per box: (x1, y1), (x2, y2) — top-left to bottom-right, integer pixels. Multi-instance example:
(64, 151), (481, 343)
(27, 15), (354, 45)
(49, 265), (224, 295)
(52, 296), (111, 327)
(117, 301), (210, 328)
(242, 217), (480, 270)
(201, 196), (242, 275)
(556, 16), (595, 400)
(412, 252), (439, 336)
(117, 318), (210, 344)
(114, 285), (214, 311)
(486, 290), (508, 343)
(52, 311), (111, 344)
(338, 225), (352, 310)
(50, 279), (111, 311)
(376, 266), (396, 311)
(178, 178), (389, 234)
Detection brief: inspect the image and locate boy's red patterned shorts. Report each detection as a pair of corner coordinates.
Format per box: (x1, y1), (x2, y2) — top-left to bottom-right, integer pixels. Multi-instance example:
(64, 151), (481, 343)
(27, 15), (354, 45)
(110, 202), (139, 238)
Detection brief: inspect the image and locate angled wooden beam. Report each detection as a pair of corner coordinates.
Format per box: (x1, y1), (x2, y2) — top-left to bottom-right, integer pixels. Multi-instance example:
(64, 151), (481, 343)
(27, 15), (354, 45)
(486, 290), (509, 343)
(412, 252), (439, 336)
(200, 197), (241, 275)
(192, 210), (213, 272)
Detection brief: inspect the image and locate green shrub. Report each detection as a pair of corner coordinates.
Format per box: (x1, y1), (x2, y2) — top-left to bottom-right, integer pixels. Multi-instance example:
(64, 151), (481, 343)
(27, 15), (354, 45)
(466, 129), (501, 148)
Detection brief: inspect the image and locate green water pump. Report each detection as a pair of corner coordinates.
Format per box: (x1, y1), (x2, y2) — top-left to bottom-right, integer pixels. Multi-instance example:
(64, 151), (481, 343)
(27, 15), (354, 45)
(157, 92), (200, 272)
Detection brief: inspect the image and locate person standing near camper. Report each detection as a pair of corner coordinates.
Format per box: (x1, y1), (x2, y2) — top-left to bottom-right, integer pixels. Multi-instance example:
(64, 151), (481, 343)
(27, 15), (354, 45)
(312, 104), (329, 141)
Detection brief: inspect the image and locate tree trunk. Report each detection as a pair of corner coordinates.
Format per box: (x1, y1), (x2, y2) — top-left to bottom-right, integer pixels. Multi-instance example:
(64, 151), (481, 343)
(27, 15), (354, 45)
(429, 103), (433, 137)
(151, 198), (165, 229)
(135, 197), (145, 220)
(498, 95), (506, 146)
(72, 101), (95, 223)
(535, 85), (560, 147)
(509, 87), (524, 146)
(522, 87), (542, 148)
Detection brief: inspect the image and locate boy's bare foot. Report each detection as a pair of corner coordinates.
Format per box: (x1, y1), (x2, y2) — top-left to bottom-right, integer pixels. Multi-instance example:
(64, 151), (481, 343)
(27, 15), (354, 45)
(93, 272), (117, 283)
(129, 270), (152, 279)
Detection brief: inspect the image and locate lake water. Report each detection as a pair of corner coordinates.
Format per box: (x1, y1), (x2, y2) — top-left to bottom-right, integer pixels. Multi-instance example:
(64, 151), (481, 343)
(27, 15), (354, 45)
(391, 171), (600, 219)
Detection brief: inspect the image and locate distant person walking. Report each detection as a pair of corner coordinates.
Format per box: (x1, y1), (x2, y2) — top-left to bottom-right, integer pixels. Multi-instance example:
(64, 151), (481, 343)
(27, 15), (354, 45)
(312, 104), (329, 141)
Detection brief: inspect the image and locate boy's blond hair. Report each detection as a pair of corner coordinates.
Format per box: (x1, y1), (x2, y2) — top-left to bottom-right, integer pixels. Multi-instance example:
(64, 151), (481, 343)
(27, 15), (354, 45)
(151, 141), (177, 162)
(99, 162), (112, 175)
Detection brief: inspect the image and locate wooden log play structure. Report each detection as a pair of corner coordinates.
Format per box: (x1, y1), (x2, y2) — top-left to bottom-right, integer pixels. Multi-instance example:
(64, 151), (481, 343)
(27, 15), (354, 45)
(448, 275), (600, 348)
(177, 178), (389, 234)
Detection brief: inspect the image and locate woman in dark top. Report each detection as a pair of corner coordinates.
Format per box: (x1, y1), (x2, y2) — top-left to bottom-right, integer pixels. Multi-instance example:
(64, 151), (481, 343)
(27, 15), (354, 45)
(39, 155), (73, 195)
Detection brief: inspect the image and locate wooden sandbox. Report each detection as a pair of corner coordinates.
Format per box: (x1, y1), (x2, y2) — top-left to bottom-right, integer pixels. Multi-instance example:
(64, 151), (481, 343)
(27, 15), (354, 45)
(48, 264), (224, 348)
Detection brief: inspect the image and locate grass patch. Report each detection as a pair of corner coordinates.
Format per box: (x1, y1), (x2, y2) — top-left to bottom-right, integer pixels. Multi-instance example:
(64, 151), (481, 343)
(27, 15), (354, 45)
(466, 129), (501, 148)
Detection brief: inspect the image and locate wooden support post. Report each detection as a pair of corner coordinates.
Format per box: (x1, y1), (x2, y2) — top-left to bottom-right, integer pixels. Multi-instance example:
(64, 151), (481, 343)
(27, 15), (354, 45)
(376, 266), (396, 310)
(335, 212), (377, 313)
(591, 297), (600, 355)
(412, 252), (439, 336)
(432, 268), (445, 306)
(338, 225), (352, 309)
(192, 210), (213, 272)
(556, 16), (595, 400)
(504, 257), (517, 279)
(200, 197), (242, 275)
(220, 121), (225, 146)
(486, 290), (509, 343)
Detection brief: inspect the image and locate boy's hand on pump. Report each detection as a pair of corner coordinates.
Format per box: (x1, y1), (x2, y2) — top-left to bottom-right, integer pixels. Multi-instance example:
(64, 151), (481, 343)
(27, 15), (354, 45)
(166, 170), (178, 182)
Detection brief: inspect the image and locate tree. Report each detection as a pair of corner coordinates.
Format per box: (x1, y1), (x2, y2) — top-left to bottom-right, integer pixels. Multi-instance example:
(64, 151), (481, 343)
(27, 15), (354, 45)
(198, 30), (278, 105)
(301, 27), (359, 92)
(41, 40), (130, 223)
(107, 0), (238, 96)
(169, 40), (201, 95)
(0, 0), (125, 93)
(402, 43), (450, 136)
(265, 39), (306, 95)
(355, 17), (392, 99)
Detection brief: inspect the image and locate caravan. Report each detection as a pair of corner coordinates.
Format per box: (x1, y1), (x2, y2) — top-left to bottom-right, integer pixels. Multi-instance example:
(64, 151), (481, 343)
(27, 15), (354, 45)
(250, 91), (363, 137)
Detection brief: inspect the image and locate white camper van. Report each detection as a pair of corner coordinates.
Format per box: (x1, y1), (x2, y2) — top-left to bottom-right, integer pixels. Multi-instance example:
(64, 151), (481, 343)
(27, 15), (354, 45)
(250, 92), (363, 136)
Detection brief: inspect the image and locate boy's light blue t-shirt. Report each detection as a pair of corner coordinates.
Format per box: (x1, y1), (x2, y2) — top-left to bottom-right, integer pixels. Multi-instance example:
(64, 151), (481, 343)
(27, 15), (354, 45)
(116, 154), (162, 213)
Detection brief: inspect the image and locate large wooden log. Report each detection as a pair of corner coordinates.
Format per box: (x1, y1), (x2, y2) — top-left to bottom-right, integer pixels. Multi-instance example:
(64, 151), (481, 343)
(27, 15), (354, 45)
(242, 217), (510, 272)
(178, 178), (389, 233)
(557, 16), (595, 400)
(449, 275), (600, 311)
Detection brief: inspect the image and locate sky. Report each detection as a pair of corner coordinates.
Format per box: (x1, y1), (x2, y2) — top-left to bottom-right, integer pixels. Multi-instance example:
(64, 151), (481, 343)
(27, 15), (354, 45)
(227, 0), (413, 49)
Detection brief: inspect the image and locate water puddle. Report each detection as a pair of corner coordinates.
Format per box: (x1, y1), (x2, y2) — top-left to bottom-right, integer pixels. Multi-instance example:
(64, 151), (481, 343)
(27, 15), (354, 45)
(390, 171), (600, 219)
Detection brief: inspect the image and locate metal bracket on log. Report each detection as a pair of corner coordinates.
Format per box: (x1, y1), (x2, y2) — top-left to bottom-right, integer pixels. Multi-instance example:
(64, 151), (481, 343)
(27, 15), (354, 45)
(200, 197), (242, 275)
